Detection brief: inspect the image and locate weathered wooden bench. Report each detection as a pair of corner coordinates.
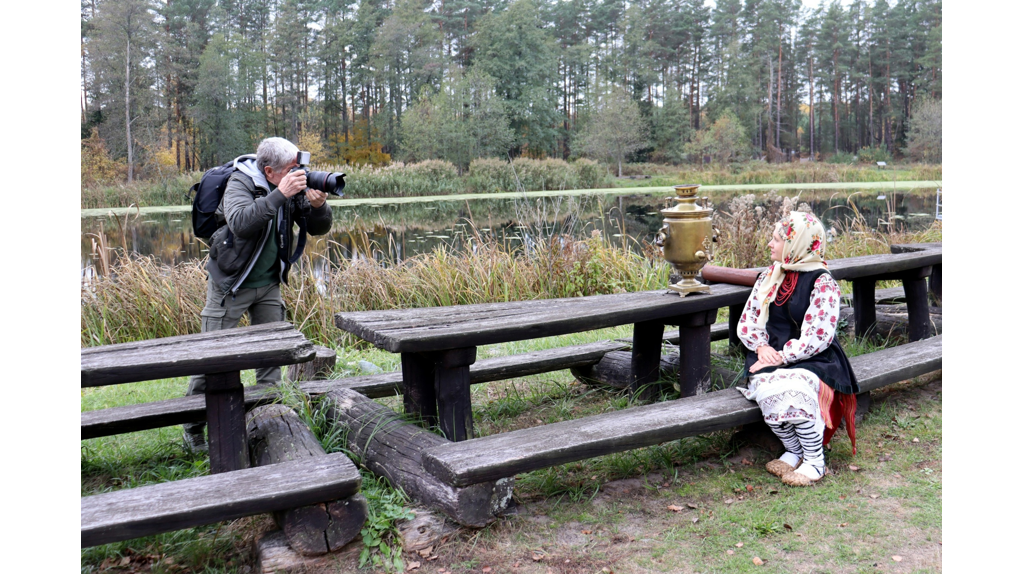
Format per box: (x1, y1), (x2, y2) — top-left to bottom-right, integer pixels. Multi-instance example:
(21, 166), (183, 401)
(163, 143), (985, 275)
(420, 335), (942, 487)
(81, 322), (314, 473)
(81, 340), (639, 439)
(335, 246), (940, 442)
(81, 453), (360, 547)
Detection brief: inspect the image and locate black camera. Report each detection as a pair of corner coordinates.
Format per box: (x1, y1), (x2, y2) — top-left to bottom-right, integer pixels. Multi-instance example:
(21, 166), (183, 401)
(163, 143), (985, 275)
(290, 151), (345, 197)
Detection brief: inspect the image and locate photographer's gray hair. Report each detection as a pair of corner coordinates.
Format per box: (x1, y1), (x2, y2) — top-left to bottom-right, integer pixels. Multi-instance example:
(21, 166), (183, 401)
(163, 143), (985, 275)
(256, 137), (299, 173)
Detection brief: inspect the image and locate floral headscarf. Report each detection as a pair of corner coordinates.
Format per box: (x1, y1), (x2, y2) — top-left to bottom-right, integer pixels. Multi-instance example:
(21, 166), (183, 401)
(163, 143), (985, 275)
(754, 211), (828, 327)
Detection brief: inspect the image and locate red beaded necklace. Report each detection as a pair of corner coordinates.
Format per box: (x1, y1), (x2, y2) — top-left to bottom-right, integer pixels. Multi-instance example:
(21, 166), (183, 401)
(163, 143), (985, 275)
(773, 271), (799, 306)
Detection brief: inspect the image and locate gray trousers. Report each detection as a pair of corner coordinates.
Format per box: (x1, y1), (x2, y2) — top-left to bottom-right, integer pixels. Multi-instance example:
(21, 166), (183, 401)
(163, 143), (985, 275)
(184, 280), (285, 434)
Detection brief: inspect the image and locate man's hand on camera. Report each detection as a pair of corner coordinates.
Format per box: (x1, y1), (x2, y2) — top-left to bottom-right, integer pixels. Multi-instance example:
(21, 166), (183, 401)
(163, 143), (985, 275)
(306, 188), (327, 208)
(278, 169), (307, 198)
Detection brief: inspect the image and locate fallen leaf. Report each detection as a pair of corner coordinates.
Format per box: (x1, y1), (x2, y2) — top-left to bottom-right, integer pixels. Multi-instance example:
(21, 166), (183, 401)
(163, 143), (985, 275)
(741, 458), (754, 465)
(514, 563), (520, 568)
(591, 476), (598, 480)
(839, 495), (846, 500)
(783, 524), (792, 530)
(913, 437), (920, 443)
(738, 495), (745, 501)
(692, 517), (699, 524)
(582, 529), (592, 534)
(427, 556), (439, 561)
(746, 484), (754, 492)
(687, 502), (698, 509)
(892, 555), (903, 562)
(164, 557), (175, 565)
(667, 505), (683, 512)
(839, 522), (848, 527)
(565, 559), (571, 563)
(735, 542), (744, 548)
(726, 550), (734, 555)
(482, 567), (492, 573)
(406, 561), (421, 571)
(870, 494), (880, 499)
(752, 557), (764, 565)
(734, 488), (744, 493)
(417, 547), (433, 557)
(724, 498), (735, 504)
(796, 533), (803, 537)
(532, 551), (545, 562)
(849, 465), (861, 471)
(120, 557), (131, 566)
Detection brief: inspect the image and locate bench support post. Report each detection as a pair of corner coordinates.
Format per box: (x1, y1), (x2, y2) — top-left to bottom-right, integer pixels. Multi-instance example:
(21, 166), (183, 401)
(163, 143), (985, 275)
(727, 304), (744, 355)
(435, 347), (477, 442)
(675, 309), (716, 398)
(630, 320), (665, 402)
(903, 265), (933, 342)
(852, 278), (877, 339)
(205, 371), (249, 474)
(929, 264), (942, 306)
(401, 352), (439, 429)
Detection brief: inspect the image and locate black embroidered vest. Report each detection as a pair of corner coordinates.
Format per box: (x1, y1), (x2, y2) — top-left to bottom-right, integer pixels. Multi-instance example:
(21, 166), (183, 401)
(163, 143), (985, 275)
(744, 269), (859, 395)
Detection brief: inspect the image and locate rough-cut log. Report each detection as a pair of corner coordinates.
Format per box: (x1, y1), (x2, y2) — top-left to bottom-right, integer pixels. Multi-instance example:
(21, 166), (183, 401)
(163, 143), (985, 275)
(319, 388), (513, 527)
(421, 336), (941, 487)
(255, 529), (362, 574)
(82, 453), (361, 547)
(838, 305), (941, 339)
(287, 345), (337, 382)
(206, 371), (249, 474)
(397, 508), (458, 552)
(246, 404), (366, 556)
(82, 322), (314, 387)
(571, 351), (740, 392)
(83, 342), (628, 440)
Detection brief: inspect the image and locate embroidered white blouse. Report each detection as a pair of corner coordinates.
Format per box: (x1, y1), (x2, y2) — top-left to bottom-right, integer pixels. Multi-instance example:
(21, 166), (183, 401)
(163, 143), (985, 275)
(737, 271), (842, 364)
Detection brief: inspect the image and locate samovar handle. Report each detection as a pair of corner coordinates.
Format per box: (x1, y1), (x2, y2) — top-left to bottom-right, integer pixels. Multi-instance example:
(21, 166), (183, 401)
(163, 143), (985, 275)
(655, 224), (670, 248)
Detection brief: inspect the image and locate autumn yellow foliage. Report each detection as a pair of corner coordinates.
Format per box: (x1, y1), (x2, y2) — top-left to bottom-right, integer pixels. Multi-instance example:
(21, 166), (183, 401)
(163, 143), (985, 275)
(81, 129), (126, 186)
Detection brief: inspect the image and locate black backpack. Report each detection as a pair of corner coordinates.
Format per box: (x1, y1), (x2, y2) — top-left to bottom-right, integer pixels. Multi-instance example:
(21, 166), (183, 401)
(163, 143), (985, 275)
(188, 156), (251, 240)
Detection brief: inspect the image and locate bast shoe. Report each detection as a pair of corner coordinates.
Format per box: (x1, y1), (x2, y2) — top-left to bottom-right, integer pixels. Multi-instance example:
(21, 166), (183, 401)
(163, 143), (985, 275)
(183, 430), (208, 454)
(780, 465), (825, 487)
(765, 459), (798, 478)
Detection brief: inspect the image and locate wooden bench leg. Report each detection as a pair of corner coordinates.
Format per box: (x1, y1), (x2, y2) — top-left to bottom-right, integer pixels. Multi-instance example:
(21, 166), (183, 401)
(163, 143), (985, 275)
(401, 352), (438, 428)
(903, 266), (932, 342)
(676, 310), (716, 398)
(205, 371), (249, 474)
(852, 278), (877, 339)
(728, 304), (743, 355)
(630, 320), (664, 402)
(435, 347), (477, 442)
(929, 264), (942, 306)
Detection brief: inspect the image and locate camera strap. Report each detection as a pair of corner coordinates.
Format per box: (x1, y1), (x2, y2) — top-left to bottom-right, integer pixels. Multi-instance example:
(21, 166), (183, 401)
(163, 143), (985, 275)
(286, 215), (308, 265)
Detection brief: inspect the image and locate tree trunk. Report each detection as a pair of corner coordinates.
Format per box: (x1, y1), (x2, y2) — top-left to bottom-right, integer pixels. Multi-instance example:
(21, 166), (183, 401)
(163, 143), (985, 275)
(287, 345), (337, 382)
(777, 40), (783, 150)
(809, 58), (815, 159)
(125, 38), (133, 183)
(247, 404), (367, 556)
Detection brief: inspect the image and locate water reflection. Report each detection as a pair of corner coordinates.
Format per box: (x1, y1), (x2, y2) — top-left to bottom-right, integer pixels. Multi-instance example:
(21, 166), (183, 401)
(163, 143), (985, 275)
(81, 191), (939, 278)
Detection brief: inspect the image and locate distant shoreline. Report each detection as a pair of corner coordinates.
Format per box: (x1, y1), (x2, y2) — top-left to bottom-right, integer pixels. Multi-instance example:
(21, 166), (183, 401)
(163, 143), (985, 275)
(81, 180), (942, 217)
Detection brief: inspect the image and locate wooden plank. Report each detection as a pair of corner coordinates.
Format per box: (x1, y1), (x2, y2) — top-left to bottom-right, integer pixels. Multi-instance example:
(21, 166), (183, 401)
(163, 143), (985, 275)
(421, 336), (942, 487)
(675, 310), (716, 397)
(434, 347), (476, 441)
(82, 341), (629, 439)
(81, 453), (361, 547)
(205, 371), (249, 474)
(630, 320), (665, 401)
(335, 284), (752, 354)
(82, 322), (315, 387)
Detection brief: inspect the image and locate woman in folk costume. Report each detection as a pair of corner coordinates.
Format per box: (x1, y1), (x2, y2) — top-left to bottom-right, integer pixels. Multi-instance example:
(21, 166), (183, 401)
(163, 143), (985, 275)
(736, 211), (859, 486)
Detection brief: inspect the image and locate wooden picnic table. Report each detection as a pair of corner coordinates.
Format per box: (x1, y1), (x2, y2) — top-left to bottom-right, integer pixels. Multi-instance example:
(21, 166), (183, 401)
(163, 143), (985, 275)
(335, 246), (940, 443)
(81, 322), (315, 473)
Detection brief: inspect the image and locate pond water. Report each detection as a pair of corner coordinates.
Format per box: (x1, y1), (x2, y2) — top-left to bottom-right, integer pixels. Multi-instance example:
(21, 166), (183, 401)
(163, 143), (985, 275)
(81, 189), (939, 278)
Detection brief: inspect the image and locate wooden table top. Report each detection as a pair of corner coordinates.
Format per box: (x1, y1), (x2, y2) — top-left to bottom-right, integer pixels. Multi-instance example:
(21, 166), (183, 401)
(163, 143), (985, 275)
(81, 322), (315, 387)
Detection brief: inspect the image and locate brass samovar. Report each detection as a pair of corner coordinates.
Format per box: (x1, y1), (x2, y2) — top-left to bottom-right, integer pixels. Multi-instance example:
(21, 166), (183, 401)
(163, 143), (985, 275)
(656, 184), (716, 296)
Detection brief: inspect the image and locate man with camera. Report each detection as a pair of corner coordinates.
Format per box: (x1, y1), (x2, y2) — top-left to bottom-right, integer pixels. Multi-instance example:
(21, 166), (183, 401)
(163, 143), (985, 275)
(183, 136), (336, 452)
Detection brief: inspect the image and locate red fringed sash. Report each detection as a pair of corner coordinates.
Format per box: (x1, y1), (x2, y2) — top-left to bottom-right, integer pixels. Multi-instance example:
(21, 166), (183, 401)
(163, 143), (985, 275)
(818, 380), (857, 455)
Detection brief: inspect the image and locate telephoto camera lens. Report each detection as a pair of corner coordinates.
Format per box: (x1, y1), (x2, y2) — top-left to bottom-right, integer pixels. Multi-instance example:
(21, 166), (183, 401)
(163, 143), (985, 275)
(306, 171), (346, 196)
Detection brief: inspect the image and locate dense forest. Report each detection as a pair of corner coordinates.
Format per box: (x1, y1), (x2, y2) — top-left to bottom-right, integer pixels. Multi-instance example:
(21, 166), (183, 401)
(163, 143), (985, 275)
(80, 0), (941, 182)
